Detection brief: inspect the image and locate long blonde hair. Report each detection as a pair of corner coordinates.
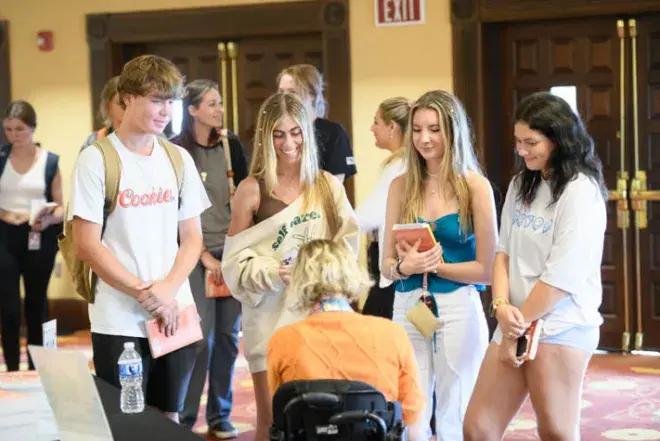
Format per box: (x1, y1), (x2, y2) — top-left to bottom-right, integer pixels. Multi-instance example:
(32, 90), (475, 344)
(378, 96), (411, 167)
(400, 90), (482, 236)
(288, 240), (373, 311)
(250, 92), (339, 235)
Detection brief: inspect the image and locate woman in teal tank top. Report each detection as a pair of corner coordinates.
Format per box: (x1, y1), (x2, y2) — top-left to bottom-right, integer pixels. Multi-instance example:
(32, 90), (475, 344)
(381, 90), (498, 441)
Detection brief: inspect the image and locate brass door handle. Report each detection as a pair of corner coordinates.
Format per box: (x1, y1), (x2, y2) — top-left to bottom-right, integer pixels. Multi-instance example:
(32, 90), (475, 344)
(616, 19), (631, 352)
(227, 42), (239, 135)
(629, 18), (644, 351)
(218, 42), (229, 131)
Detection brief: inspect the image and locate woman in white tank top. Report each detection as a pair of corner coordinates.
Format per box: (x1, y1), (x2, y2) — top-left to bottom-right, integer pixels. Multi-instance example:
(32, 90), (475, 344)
(0, 100), (64, 372)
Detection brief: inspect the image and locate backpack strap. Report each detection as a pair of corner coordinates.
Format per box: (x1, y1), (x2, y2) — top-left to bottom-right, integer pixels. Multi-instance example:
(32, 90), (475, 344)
(92, 137), (122, 216)
(0, 144), (12, 177)
(220, 129), (236, 198)
(44, 152), (59, 202)
(158, 137), (184, 200)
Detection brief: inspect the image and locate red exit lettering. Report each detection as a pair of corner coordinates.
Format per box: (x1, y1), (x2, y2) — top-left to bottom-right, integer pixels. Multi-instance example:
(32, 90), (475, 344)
(376, 0), (424, 26)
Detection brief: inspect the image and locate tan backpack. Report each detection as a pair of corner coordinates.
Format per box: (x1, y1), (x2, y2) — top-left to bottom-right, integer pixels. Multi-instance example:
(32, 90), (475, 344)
(58, 136), (184, 303)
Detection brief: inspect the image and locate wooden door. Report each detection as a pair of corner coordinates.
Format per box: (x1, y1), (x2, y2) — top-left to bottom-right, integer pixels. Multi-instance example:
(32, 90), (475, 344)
(500, 18), (630, 351)
(133, 35), (323, 158)
(231, 35), (323, 156)
(632, 15), (660, 350)
(144, 40), (219, 82)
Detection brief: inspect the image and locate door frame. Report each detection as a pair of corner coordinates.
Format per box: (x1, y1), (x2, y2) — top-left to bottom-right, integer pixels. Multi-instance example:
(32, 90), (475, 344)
(0, 20), (10, 145)
(450, 0), (660, 186)
(86, 0), (353, 201)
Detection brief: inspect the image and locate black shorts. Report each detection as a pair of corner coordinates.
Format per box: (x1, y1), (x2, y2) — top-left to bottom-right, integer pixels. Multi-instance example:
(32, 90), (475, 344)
(91, 332), (196, 413)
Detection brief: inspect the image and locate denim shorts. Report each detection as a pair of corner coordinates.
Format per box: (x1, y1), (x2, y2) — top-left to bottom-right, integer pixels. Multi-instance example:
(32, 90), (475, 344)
(492, 324), (600, 354)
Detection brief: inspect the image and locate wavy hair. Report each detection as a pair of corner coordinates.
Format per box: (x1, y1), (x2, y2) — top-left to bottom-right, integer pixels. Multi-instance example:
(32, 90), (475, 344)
(250, 92), (339, 234)
(287, 239), (373, 312)
(400, 90), (482, 236)
(513, 92), (607, 205)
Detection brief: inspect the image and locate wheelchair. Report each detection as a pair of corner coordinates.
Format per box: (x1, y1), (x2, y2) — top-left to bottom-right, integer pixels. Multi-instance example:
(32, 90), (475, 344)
(269, 379), (408, 441)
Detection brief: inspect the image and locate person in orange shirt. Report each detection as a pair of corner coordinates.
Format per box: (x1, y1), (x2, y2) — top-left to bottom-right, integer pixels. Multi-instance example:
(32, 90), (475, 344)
(267, 239), (425, 438)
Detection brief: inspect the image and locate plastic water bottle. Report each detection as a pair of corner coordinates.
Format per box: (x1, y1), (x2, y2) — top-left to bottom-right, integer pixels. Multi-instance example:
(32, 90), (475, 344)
(118, 342), (144, 413)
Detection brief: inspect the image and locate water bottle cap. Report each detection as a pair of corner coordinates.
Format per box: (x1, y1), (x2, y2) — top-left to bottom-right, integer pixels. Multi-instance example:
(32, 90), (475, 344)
(124, 342), (135, 350)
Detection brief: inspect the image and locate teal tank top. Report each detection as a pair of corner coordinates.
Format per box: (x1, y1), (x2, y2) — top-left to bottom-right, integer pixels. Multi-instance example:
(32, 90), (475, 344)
(395, 213), (484, 294)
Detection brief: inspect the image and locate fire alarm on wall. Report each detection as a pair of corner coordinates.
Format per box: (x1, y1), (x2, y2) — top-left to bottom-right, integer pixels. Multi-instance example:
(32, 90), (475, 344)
(37, 31), (53, 52)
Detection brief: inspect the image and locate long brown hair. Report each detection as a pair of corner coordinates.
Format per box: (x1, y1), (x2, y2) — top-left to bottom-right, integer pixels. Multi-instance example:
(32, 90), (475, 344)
(400, 90), (482, 236)
(178, 79), (222, 148)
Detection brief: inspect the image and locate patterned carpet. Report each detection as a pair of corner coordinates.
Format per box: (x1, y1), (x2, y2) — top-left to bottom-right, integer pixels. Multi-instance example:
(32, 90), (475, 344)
(2, 332), (659, 440)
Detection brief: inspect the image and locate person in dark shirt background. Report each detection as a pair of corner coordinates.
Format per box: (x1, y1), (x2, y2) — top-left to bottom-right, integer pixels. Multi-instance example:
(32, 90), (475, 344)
(171, 79), (248, 439)
(277, 64), (357, 183)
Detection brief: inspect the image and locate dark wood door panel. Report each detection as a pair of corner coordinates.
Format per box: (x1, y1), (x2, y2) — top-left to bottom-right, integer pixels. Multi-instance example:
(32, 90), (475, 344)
(502, 17), (629, 350)
(236, 34), (323, 157)
(635, 14), (660, 350)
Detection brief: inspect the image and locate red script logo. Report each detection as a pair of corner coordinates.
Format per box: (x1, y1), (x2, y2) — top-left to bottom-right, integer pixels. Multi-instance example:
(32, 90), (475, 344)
(118, 187), (176, 208)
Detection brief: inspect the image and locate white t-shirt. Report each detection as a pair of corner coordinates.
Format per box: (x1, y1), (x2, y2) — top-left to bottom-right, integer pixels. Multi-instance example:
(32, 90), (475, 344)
(497, 173), (606, 334)
(69, 133), (211, 337)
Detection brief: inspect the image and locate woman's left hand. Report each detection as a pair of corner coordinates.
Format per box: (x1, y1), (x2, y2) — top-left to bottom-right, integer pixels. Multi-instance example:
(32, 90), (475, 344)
(32, 216), (51, 232)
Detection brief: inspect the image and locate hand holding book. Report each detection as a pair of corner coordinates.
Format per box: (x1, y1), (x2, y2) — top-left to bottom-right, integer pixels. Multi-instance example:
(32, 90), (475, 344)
(396, 240), (444, 272)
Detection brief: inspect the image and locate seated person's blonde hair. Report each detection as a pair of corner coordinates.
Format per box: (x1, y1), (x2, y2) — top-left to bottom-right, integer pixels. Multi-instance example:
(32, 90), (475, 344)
(287, 240), (373, 311)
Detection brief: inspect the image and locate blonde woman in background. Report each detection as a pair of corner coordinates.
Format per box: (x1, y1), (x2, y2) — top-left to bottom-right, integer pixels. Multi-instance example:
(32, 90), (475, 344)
(277, 64), (357, 183)
(221, 92), (359, 441)
(81, 76), (124, 150)
(267, 239), (425, 435)
(381, 90), (497, 440)
(357, 97), (410, 319)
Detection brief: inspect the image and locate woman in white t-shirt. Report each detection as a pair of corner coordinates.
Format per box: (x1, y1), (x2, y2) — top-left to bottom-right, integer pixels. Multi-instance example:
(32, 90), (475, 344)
(464, 92), (607, 441)
(357, 97), (409, 319)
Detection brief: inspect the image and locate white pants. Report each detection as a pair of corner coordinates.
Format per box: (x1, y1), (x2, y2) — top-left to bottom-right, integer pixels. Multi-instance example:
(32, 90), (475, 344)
(393, 286), (488, 441)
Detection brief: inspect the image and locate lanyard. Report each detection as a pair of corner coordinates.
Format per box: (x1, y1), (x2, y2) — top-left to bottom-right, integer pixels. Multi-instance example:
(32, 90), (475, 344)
(422, 272), (439, 352)
(311, 297), (354, 314)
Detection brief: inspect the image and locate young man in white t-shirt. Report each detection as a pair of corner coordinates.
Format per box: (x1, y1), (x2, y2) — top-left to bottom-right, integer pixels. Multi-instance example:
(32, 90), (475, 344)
(69, 55), (211, 422)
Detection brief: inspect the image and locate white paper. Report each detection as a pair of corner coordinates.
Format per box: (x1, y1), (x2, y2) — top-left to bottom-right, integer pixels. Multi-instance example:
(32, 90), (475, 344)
(42, 319), (57, 349)
(27, 346), (114, 441)
(29, 200), (57, 226)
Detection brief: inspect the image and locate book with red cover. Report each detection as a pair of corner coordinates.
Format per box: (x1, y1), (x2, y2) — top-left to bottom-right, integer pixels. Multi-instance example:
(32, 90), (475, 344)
(144, 304), (203, 358)
(205, 269), (231, 298)
(392, 223), (438, 252)
(516, 318), (545, 361)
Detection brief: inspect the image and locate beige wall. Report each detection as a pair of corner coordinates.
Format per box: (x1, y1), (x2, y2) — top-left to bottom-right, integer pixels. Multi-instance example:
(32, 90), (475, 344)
(0, 0), (453, 298)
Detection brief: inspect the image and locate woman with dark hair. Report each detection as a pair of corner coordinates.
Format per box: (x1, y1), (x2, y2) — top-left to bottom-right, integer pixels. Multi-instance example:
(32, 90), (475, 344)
(0, 100), (64, 371)
(464, 92), (607, 441)
(170, 79), (248, 439)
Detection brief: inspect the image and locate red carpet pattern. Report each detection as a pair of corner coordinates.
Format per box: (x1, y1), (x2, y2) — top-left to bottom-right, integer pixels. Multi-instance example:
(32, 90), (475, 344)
(1, 332), (659, 441)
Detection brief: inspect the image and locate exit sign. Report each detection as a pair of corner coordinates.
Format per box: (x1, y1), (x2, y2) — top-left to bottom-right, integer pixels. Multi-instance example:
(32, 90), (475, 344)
(375, 0), (425, 27)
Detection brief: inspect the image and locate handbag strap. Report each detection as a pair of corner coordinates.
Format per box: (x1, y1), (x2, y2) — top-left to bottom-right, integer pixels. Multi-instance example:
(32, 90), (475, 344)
(220, 129), (236, 198)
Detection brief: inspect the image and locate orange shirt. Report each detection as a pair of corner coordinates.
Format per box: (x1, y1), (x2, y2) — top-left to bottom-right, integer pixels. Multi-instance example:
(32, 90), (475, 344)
(267, 311), (424, 424)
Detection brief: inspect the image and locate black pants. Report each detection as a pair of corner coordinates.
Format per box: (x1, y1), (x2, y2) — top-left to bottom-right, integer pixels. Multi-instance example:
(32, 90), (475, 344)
(180, 257), (241, 429)
(361, 240), (395, 320)
(0, 220), (61, 371)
